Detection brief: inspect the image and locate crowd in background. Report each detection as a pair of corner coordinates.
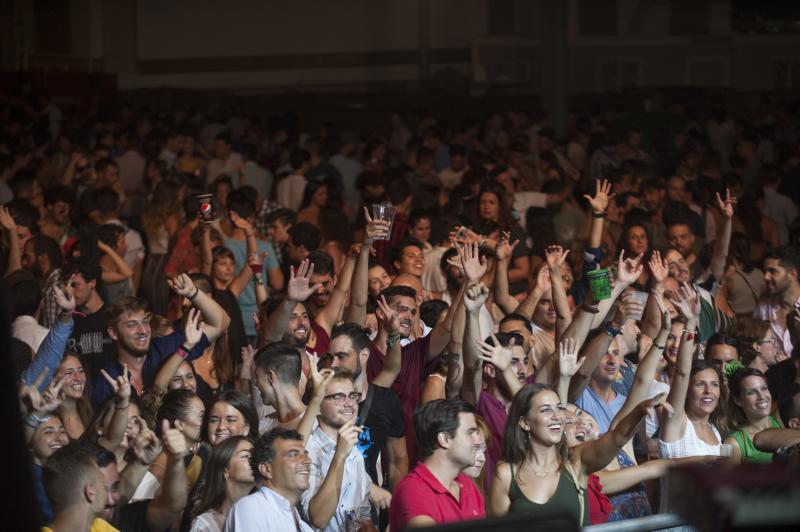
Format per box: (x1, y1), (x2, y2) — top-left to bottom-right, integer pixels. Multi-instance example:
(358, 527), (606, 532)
(3, 90), (800, 531)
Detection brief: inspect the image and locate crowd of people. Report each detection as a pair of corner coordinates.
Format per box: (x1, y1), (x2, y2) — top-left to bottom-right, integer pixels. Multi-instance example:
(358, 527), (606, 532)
(3, 91), (800, 531)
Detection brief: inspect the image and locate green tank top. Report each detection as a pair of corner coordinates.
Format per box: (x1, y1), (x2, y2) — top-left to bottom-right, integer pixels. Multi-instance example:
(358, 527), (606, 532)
(730, 416), (782, 464)
(508, 464), (590, 527)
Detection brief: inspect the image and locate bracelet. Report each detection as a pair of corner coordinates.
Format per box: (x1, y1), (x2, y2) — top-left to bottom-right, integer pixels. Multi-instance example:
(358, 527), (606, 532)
(115, 403), (130, 411)
(581, 303), (600, 314)
(605, 323), (622, 337)
(176, 346), (190, 359)
(592, 211), (607, 219)
(654, 343), (665, 349)
(682, 329), (696, 342)
(253, 273), (264, 285)
(188, 287), (199, 300)
(24, 412), (43, 429)
(386, 333), (401, 350)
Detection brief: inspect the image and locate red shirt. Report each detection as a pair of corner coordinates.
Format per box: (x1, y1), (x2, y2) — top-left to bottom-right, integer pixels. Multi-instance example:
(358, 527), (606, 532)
(366, 335), (433, 464)
(391, 462), (485, 531)
(307, 321), (330, 358)
(588, 474), (612, 524)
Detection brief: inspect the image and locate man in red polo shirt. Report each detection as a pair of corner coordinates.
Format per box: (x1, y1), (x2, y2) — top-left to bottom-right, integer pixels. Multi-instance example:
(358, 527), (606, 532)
(391, 399), (486, 529)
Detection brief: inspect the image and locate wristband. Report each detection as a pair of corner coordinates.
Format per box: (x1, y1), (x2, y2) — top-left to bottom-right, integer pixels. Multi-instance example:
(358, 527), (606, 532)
(386, 333), (401, 350)
(605, 323), (622, 337)
(592, 211), (607, 219)
(24, 412), (43, 429)
(253, 274), (264, 286)
(176, 345), (192, 359)
(188, 287), (199, 300)
(682, 329), (696, 342)
(581, 303), (600, 314)
(654, 343), (665, 349)
(115, 403), (130, 411)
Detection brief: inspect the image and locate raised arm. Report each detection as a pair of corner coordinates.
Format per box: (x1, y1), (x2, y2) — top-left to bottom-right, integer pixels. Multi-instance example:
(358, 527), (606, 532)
(493, 233), (521, 314)
(146, 421), (189, 531)
(153, 309), (204, 393)
(263, 260), (321, 343)
(315, 252), (356, 335)
(167, 273), (231, 342)
(556, 339), (585, 403)
(296, 365), (333, 441)
(0, 206), (21, 275)
(22, 285), (75, 387)
(249, 252), (268, 307)
(545, 245), (572, 338)
(559, 291), (597, 354)
(610, 297), (671, 430)
(305, 419), (362, 528)
(591, 251), (644, 329)
(97, 365), (132, 452)
(583, 179), (614, 250)
(753, 428), (800, 452)
(641, 251), (668, 339)
(660, 283), (701, 443)
(119, 421), (161, 504)
(576, 394), (672, 474)
(99, 240), (134, 282)
(475, 331), (524, 398)
(516, 265), (551, 320)
(565, 323), (614, 401)
(461, 283), (490, 405)
(345, 211), (389, 325)
(199, 225), (213, 276)
(371, 295), (404, 388)
(19, 374), (64, 444)
(709, 188), (736, 282)
(227, 212), (256, 297)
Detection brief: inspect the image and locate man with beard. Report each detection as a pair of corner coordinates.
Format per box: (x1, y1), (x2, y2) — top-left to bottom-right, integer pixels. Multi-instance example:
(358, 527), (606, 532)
(756, 245), (800, 355)
(458, 283), (527, 490)
(328, 322), (406, 518)
(660, 189), (736, 345)
(261, 254), (353, 359)
(64, 261), (117, 378)
(90, 274), (230, 407)
(301, 370), (372, 531)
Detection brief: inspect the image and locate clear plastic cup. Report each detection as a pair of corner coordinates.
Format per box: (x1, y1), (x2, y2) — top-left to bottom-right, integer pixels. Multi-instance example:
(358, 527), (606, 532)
(372, 203), (396, 240)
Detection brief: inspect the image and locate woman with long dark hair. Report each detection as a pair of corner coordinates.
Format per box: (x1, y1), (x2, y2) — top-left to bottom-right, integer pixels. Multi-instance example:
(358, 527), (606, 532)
(724, 365), (782, 463)
(141, 179), (184, 315)
(720, 232), (765, 318)
(297, 179), (329, 229)
(206, 390), (259, 447)
(488, 383), (664, 526)
(54, 352), (93, 440)
(190, 436), (255, 532)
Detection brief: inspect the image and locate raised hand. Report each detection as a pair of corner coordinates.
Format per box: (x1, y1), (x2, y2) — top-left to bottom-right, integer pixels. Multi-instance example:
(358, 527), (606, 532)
(617, 291), (645, 323)
(495, 231), (519, 262)
(583, 178), (615, 213)
(0, 205), (16, 232)
(475, 334), (513, 372)
(449, 226), (481, 246)
(648, 250), (668, 285)
(534, 265), (552, 295)
(376, 294), (402, 335)
(309, 364), (334, 400)
(464, 282), (490, 314)
(286, 259), (322, 303)
(642, 393), (674, 420)
(161, 419), (188, 459)
(670, 282), (701, 321)
(363, 207), (391, 243)
(545, 245), (571, 271)
(167, 273), (198, 298)
(335, 418), (363, 457)
(558, 338), (585, 378)
(240, 345), (255, 380)
(183, 307), (204, 350)
(19, 369), (49, 413)
(715, 187), (736, 219)
(53, 283), (76, 313)
(616, 250), (644, 286)
(131, 420), (163, 465)
(38, 376), (66, 414)
(230, 210), (254, 234)
(654, 292), (672, 332)
(459, 241), (488, 285)
(101, 364), (132, 404)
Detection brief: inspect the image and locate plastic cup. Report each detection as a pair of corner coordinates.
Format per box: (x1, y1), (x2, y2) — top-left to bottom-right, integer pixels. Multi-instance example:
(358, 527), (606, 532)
(372, 203), (396, 240)
(587, 268), (612, 301)
(197, 194), (216, 224)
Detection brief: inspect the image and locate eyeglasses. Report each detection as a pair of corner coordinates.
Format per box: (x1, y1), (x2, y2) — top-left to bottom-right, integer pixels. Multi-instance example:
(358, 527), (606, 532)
(323, 392), (362, 404)
(758, 338), (780, 347)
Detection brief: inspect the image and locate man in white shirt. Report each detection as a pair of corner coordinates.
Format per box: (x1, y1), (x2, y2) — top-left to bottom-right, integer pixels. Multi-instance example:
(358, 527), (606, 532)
(225, 428), (315, 532)
(277, 148), (310, 211)
(301, 370), (371, 531)
(207, 132), (244, 185)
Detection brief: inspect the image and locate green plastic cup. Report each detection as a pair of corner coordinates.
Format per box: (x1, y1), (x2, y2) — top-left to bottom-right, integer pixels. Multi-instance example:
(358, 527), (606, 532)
(586, 268), (612, 301)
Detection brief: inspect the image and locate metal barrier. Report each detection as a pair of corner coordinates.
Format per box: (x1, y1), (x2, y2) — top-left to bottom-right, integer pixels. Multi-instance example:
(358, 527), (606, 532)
(584, 513), (684, 532)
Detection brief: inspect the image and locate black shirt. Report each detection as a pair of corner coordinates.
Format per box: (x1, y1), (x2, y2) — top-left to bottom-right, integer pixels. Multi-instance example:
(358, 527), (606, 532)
(212, 287), (246, 365)
(68, 304), (116, 378)
(357, 383), (405, 486)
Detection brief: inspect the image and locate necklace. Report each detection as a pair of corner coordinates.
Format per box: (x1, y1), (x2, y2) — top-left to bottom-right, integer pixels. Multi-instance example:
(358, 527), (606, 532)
(527, 461), (558, 478)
